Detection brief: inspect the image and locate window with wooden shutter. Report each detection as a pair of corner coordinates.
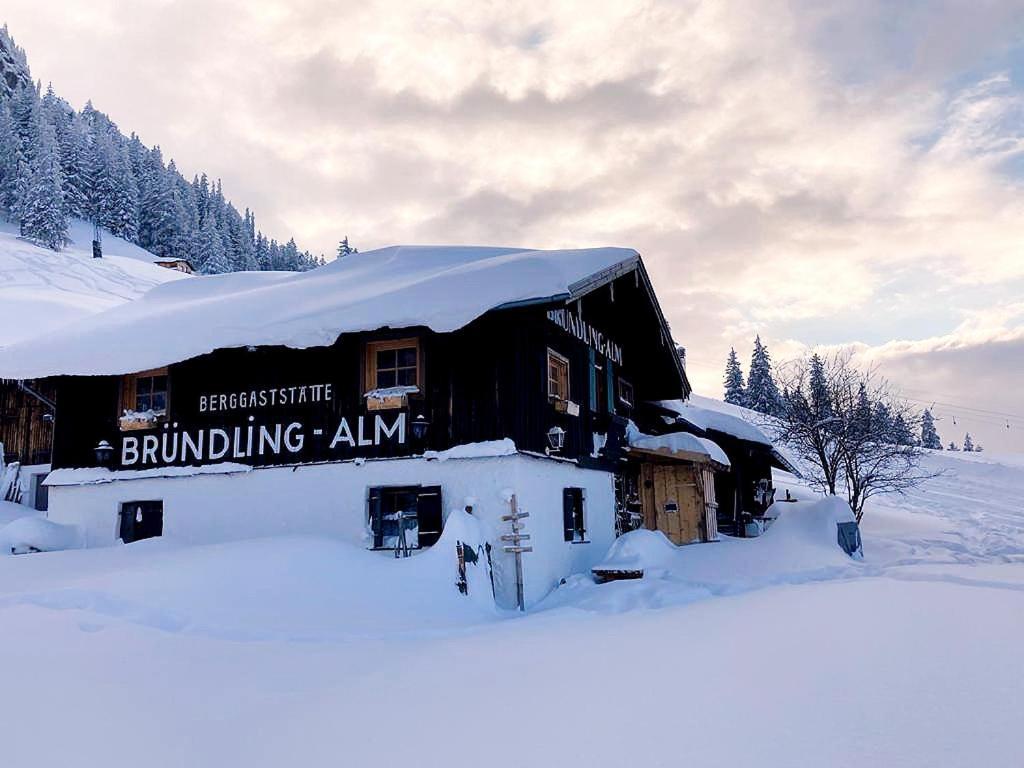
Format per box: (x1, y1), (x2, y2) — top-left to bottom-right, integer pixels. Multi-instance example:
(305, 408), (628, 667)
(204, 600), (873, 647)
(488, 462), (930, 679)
(547, 349), (569, 402)
(563, 487), (587, 542)
(366, 484), (444, 550)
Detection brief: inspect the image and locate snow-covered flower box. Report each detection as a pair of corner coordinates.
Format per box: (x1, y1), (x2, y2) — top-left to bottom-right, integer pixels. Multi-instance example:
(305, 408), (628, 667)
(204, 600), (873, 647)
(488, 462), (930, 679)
(364, 385), (419, 411)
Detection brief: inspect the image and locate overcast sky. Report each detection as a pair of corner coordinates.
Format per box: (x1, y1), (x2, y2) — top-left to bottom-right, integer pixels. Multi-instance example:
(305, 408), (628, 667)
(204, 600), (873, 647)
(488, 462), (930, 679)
(5, 0), (1023, 450)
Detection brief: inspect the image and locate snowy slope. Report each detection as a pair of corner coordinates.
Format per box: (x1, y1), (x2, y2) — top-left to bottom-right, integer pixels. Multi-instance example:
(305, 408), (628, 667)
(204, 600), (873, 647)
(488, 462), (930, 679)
(0, 449), (1021, 767)
(0, 244), (637, 378)
(0, 220), (188, 348)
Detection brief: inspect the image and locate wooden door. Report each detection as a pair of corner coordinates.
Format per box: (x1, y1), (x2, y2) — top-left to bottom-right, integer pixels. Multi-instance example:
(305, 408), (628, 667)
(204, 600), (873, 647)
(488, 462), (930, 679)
(646, 463), (703, 545)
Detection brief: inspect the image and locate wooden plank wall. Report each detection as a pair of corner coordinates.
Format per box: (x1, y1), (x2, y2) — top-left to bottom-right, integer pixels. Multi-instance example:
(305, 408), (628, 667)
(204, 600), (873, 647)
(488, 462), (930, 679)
(0, 380), (55, 465)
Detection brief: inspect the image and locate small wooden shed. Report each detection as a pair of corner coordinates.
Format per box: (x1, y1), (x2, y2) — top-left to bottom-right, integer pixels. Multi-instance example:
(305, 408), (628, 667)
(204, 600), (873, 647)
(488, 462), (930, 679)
(628, 432), (727, 545)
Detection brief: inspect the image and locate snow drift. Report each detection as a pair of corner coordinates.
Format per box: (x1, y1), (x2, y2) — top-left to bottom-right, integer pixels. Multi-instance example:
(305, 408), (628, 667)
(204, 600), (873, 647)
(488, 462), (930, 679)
(0, 219), (188, 347)
(0, 244), (637, 378)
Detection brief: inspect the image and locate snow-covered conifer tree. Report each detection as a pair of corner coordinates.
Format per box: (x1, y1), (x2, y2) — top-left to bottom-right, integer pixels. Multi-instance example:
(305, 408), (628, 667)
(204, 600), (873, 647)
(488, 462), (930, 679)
(920, 409), (941, 449)
(19, 117), (69, 249)
(746, 336), (781, 415)
(0, 101), (20, 218)
(962, 433), (974, 452)
(891, 413), (914, 446)
(723, 348), (746, 406)
(337, 236), (357, 258)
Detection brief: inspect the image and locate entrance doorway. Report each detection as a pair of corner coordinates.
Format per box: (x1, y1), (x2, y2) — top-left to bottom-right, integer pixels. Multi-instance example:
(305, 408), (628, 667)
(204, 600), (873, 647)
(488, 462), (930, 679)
(119, 500), (164, 543)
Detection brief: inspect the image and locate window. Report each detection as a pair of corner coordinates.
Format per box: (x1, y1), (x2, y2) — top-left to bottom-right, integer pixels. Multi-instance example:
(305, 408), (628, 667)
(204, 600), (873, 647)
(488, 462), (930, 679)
(365, 338), (421, 392)
(618, 377), (634, 409)
(547, 349), (569, 402)
(119, 500), (163, 543)
(367, 485), (443, 551)
(135, 373), (168, 414)
(594, 361), (606, 414)
(563, 487), (587, 542)
(120, 368), (169, 429)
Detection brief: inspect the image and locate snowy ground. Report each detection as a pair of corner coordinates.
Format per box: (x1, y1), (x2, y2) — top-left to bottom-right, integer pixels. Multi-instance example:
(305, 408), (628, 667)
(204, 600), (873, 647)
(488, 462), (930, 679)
(1, 449), (1022, 767)
(0, 219), (186, 346)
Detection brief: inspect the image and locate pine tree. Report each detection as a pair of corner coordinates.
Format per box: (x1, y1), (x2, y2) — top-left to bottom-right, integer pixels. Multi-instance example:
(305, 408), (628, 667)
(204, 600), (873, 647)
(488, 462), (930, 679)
(0, 101), (20, 219)
(948, 441), (959, 451)
(723, 348), (746, 406)
(891, 413), (914, 446)
(808, 353), (831, 423)
(19, 117), (69, 249)
(97, 135), (139, 241)
(920, 409), (941, 449)
(872, 401), (893, 441)
(337, 236), (356, 258)
(962, 433), (974, 452)
(137, 147), (180, 258)
(852, 383), (872, 438)
(746, 336), (781, 415)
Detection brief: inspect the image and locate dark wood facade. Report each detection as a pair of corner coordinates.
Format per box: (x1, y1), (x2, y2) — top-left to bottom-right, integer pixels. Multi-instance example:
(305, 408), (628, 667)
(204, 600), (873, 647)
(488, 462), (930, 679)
(51, 265), (689, 473)
(1, 379), (55, 466)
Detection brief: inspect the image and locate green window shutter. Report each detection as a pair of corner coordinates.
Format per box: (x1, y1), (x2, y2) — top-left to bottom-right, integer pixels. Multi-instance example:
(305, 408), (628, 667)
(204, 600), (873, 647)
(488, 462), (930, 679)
(606, 361), (616, 414)
(588, 349), (597, 410)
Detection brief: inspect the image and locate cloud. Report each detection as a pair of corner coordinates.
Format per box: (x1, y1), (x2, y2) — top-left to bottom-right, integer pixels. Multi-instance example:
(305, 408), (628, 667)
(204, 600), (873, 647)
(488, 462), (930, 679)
(3, 0), (1023, 451)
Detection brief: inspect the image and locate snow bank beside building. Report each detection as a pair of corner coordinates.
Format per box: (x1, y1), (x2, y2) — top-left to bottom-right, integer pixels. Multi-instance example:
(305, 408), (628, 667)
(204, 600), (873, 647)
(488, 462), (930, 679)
(559, 495), (860, 612)
(0, 244), (636, 378)
(0, 515), (82, 555)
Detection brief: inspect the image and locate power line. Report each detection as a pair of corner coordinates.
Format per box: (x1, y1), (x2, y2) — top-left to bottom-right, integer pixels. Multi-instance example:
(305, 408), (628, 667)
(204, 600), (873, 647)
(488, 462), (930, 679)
(899, 389), (1024, 421)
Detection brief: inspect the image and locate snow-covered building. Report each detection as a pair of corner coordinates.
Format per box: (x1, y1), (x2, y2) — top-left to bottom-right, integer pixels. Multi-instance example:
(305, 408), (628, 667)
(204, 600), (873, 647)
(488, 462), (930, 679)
(0, 221), (188, 508)
(655, 395), (799, 535)
(0, 243), (723, 606)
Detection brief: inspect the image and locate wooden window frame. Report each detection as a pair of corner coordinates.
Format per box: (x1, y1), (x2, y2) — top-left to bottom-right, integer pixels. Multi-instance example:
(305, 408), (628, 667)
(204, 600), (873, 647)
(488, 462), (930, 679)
(364, 337), (423, 394)
(366, 484), (443, 550)
(618, 376), (635, 408)
(547, 348), (570, 403)
(119, 367), (169, 431)
(563, 487), (588, 543)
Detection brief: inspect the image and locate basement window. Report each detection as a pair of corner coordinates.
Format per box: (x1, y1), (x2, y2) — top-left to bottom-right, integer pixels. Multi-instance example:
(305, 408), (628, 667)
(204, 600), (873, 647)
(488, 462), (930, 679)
(563, 487), (587, 543)
(119, 500), (163, 544)
(367, 485), (442, 551)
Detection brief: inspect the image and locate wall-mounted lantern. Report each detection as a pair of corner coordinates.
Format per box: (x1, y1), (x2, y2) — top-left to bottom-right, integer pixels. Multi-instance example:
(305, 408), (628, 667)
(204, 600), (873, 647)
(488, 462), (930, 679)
(94, 440), (115, 467)
(546, 426), (566, 453)
(411, 414), (431, 442)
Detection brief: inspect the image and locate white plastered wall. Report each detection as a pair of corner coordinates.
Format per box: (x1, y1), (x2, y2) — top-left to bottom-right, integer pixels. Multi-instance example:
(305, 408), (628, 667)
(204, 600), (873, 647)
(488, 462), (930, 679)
(46, 453), (615, 608)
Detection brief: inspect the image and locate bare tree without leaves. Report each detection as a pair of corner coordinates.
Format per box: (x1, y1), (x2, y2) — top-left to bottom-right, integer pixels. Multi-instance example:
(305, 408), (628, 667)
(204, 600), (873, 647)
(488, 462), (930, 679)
(776, 352), (939, 521)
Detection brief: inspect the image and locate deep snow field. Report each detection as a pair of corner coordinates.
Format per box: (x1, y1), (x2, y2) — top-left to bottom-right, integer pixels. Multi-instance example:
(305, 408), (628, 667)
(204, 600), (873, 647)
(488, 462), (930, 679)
(0, 219), (186, 346)
(1, 449), (1022, 767)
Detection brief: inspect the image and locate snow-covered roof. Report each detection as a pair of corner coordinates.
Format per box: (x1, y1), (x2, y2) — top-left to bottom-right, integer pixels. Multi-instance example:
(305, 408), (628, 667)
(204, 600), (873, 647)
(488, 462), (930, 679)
(0, 220), (188, 348)
(0, 244), (638, 378)
(659, 394), (774, 446)
(629, 430), (731, 468)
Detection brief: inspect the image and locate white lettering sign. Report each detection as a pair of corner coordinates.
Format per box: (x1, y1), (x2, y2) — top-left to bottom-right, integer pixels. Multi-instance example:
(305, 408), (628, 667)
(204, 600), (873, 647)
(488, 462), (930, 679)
(547, 308), (623, 365)
(118, 413), (407, 468)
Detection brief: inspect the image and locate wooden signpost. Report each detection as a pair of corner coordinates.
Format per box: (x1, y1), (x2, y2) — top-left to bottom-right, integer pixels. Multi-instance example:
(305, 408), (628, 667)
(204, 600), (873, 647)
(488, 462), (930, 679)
(501, 494), (532, 612)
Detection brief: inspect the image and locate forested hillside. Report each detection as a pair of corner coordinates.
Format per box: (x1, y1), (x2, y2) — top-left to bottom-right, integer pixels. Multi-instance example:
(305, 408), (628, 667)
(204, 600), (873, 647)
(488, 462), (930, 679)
(0, 25), (326, 273)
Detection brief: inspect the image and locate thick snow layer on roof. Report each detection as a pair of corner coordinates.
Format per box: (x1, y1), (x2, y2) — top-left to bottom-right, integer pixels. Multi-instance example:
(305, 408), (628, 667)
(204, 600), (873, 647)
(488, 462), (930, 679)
(0, 244), (637, 378)
(659, 394), (774, 446)
(0, 219), (188, 347)
(630, 430), (730, 467)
